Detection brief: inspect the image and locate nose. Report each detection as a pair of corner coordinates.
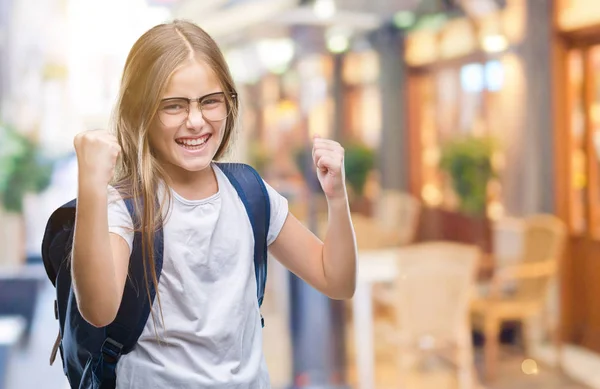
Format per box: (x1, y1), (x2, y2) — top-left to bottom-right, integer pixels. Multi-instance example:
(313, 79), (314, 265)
(186, 104), (206, 130)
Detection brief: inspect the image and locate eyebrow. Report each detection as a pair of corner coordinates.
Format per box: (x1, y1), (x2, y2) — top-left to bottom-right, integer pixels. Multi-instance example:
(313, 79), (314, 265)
(160, 91), (224, 102)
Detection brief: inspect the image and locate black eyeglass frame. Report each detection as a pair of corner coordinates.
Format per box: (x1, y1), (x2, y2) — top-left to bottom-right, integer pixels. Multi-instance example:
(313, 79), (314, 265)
(158, 91), (237, 124)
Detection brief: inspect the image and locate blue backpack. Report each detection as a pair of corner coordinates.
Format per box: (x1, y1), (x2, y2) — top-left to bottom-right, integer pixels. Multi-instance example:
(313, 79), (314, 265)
(41, 163), (270, 389)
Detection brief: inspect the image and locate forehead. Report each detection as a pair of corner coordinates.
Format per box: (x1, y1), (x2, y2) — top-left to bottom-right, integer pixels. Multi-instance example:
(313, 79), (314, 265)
(163, 57), (221, 97)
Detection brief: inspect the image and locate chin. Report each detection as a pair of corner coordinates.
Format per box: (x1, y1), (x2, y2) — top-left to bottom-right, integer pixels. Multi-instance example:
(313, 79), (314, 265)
(179, 158), (213, 173)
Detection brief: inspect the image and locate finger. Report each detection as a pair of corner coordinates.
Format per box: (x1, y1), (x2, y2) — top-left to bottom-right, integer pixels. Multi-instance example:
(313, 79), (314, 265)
(316, 155), (340, 173)
(111, 146), (122, 158)
(314, 139), (343, 152)
(313, 137), (338, 146)
(107, 134), (121, 145)
(313, 148), (333, 166)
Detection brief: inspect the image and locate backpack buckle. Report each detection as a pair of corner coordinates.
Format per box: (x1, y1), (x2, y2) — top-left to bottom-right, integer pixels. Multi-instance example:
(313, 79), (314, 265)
(101, 337), (123, 364)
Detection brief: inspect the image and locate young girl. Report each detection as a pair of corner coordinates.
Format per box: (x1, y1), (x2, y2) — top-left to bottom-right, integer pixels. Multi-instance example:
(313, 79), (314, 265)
(70, 20), (357, 388)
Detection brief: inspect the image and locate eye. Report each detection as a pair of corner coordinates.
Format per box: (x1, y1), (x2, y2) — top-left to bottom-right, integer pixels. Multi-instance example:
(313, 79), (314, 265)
(201, 95), (226, 109)
(161, 100), (188, 114)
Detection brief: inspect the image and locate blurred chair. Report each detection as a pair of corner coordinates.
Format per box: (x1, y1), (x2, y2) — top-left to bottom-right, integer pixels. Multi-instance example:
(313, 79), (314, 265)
(374, 190), (422, 247)
(388, 242), (481, 389)
(352, 213), (400, 250)
(490, 217), (525, 268)
(312, 191), (421, 249)
(317, 212), (399, 249)
(369, 192), (422, 330)
(470, 214), (567, 381)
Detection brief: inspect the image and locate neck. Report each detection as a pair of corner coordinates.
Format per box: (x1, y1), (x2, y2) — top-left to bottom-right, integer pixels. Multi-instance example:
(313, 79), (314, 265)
(163, 162), (218, 201)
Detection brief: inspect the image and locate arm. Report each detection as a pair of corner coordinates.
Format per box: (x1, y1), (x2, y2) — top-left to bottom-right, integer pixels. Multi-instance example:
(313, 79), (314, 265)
(72, 183), (131, 327)
(71, 129), (131, 328)
(270, 198), (356, 299)
(269, 135), (357, 299)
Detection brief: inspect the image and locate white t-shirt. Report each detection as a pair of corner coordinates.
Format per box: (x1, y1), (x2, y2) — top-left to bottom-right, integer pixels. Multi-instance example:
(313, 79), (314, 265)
(108, 164), (288, 389)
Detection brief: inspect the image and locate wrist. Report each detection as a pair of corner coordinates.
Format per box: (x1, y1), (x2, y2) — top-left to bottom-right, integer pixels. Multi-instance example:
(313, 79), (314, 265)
(78, 177), (108, 198)
(326, 194), (349, 212)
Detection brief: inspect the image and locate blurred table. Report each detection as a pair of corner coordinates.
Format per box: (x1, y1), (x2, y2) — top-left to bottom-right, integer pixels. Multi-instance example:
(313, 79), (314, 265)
(352, 245), (495, 389)
(353, 248), (400, 389)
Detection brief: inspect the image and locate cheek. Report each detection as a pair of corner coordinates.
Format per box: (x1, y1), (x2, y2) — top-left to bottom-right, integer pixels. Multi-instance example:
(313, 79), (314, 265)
(216, 120), (228, 141)
(217, 121), (226, 140)
(148, 124), (173, 156)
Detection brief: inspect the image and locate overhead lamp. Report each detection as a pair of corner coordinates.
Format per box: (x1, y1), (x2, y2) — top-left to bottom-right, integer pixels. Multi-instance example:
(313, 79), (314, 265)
(313, 0), (336, 20)
(325, 26), (351, 54)
(482, 34), (508, 53)
(327, 35), (349, 54)
(256, 38), (295, 74)
(393, 11), (416, 29)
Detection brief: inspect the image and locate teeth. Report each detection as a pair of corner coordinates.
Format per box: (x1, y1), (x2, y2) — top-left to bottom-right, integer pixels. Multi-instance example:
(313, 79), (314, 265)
(179, 135), (209, 146)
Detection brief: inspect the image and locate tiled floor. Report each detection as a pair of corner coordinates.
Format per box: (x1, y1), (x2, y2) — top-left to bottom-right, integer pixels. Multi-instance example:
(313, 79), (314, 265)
(261, 293), (591, 389)
(262, 331), (591, 389)
(260, 259), (592, 389)
(3, 272), (594, 389)
(343, 357), (589, 389)
(343, 347), (590, 389)
(5, 282), (68, 389)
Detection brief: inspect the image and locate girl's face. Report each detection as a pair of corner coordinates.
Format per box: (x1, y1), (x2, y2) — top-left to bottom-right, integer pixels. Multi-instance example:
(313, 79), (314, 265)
(149, 58), (228, 179)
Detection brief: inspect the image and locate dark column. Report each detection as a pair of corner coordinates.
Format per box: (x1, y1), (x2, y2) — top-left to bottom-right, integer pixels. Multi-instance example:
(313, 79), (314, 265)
(372, 24), (409, 192)
(511, 0), (555, 214)
(287, 26), (349, 389)
(332, 53), (345, 142)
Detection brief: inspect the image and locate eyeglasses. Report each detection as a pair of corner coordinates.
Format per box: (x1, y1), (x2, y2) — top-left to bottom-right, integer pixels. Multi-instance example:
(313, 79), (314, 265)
(157, 92), (236, 127)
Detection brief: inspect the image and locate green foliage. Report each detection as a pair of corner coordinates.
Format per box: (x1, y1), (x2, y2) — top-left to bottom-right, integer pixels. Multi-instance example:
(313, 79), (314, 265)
(293, 145), (323, 193)
(344, 143), (375, 197)
(439, 135), (497, 216)
(293, 142), (375, 197)
(0, 124), (54, 213)
(247, 140), (271, 176)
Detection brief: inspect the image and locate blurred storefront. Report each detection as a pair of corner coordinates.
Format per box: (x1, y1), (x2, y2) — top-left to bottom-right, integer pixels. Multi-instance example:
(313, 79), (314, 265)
(402, 0), (541, 254)
(553, 0), (600, 356)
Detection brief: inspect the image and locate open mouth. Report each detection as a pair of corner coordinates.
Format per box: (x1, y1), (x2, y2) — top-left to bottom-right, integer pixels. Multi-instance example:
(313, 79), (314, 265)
(175, 134), (211, 151)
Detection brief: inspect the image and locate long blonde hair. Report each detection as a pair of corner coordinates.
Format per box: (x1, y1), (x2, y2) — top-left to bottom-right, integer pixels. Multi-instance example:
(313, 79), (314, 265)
(110, 20), (239, 323)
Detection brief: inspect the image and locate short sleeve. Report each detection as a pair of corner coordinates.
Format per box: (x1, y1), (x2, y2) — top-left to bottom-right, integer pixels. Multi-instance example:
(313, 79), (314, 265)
(263, 180), (289, 246)
(107, 186), (134, 255)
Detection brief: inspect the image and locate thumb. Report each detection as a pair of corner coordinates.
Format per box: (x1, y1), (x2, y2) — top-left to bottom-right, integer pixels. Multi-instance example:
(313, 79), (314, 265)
(316, 157), (327, 172)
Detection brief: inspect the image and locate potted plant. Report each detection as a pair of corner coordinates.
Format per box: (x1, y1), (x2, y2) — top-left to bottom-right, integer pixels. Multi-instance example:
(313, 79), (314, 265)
(439, 135), (497, 217)
(294, 142), (375, 208)
(0, 123), (54, 267)
(433, 135), (498, 252)
(343, 143), (375, 215)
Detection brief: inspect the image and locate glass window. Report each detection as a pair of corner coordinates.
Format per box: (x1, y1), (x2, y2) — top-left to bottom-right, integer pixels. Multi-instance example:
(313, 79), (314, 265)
(568, 49), (588, 234)
(414, 59), (506, 215)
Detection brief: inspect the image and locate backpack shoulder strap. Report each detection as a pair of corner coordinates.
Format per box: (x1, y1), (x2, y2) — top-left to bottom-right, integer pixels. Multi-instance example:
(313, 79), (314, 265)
(41, 194), (165, 388)
(101, 198), (164, 386)
(217, 162), (270, 311)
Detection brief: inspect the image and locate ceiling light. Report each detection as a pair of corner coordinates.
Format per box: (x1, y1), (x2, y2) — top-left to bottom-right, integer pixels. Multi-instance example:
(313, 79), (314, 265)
(313, 0), (336, 20)
(393, 11), (416, 29)
(482, 34), (508, 53)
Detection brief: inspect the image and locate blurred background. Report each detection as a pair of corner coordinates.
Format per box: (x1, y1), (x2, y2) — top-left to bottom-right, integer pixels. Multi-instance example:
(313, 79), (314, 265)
(0, 0), (599, 388)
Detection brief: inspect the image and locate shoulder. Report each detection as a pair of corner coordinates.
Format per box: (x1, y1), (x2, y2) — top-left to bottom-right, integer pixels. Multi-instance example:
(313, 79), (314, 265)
(214, 162), (267, 195)
(214, 162), (260, 178)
